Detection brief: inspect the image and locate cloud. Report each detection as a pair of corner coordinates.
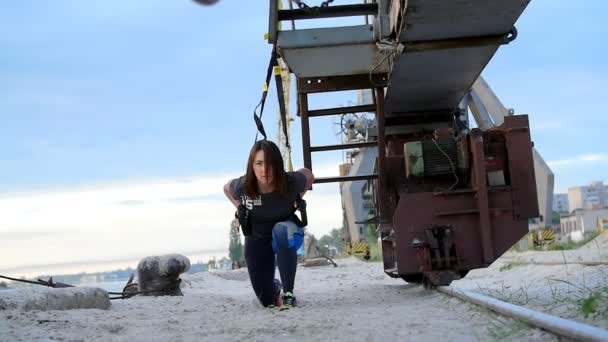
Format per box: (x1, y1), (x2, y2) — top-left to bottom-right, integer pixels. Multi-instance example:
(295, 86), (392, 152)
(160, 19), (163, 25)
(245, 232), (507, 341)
(547, 153), (608, 168)
(0, 163), (343, 276)
(115, 200), (146, 206)
(0, 247), (228, 279)
(165, 194), (223, 204)
(0, 230), (72, 241)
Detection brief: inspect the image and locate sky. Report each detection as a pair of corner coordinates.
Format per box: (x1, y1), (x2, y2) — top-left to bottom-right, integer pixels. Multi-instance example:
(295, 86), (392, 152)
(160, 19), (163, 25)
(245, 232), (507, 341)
(1, 0), (607, 278)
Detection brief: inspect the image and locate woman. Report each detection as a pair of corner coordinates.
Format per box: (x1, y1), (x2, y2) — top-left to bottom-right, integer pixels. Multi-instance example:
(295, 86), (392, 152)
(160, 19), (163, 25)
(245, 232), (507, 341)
(224, 140), (314, 309)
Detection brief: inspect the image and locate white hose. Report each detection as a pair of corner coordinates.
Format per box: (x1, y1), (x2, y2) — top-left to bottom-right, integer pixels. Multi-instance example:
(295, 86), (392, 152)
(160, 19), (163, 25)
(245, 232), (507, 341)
(438, 286), (608, 342)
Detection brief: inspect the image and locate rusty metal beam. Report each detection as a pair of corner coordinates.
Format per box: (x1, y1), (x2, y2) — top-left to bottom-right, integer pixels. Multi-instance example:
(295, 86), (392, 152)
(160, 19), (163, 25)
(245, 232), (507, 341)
(299, 93), (312, 170)
(278, 3), (378, 21)
(403, 33), (511, 53)
(268, 0), (279, 44)
(314, 174), (377, 184)
(504, 116), (539, 220)
(470, 128), (494, 265)
(308, 104), (376, 117)
(297, 74), (388, 94)
(310, 141), (376, 152)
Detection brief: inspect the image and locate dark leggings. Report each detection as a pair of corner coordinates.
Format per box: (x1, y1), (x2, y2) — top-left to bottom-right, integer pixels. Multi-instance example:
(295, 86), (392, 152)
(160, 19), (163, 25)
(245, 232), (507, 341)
(245, 221), (303, 307)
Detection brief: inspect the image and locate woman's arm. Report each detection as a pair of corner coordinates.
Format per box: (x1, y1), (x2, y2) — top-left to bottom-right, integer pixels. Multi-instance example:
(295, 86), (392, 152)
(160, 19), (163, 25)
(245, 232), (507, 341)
(224, 180), (240, 208)
(296, 167), (315, 197)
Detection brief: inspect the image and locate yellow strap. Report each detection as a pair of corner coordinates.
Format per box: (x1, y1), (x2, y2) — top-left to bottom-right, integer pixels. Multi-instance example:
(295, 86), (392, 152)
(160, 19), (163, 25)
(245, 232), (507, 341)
(263, 83), (268, 92)
(264, 33), (269, 41)
(273, 66), (281, 75)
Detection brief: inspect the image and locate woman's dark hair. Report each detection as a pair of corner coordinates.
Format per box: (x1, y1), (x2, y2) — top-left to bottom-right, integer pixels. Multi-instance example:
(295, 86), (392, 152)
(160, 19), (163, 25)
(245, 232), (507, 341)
(244, 140), (288, 197)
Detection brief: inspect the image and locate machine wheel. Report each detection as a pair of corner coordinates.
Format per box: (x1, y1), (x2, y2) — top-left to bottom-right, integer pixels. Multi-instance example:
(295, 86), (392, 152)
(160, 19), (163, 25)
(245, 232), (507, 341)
(422, 276), (437, 290)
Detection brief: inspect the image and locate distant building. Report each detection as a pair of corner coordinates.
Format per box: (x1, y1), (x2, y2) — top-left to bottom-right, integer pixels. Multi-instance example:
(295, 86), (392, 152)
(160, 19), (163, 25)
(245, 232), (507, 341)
(552, 193), (569, 213)
(568, 181), (608, 210)
(560, 208), (608, 237)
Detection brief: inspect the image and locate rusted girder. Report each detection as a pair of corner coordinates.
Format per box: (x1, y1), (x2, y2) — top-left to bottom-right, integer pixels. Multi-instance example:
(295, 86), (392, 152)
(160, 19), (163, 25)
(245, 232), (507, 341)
(315, 174), (377, 184)
(297, 74), (388, 94)
(278, 3), (378, 21)
(403, 31), (516, 52)
(308, 104), (376, 118)
(310, 141), (377, 152)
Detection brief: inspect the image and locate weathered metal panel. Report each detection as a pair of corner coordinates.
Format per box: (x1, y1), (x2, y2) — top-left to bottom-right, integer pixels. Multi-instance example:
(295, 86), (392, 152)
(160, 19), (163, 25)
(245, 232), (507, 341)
(503, 115), (540, 220)
(393, 188), (527, 275)
(281, 45), (387, 77)
(277, 25), (387, 77)
(388, 115), (537, 279)
(385, 45), (499, 114)
(396, 0), (530, 41)
(278, 25), (375, 49)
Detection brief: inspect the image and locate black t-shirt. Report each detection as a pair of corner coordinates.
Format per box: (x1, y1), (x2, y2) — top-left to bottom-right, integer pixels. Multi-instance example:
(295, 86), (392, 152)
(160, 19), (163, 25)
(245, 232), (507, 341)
(230, 172), (307, 239)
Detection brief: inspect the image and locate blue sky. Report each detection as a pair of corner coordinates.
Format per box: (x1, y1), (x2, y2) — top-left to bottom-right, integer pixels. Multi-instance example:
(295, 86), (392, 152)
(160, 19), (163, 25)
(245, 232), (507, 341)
(0, 0), (353, 192)
(1, 0), (606, 193)
(0, 1), (607, 276)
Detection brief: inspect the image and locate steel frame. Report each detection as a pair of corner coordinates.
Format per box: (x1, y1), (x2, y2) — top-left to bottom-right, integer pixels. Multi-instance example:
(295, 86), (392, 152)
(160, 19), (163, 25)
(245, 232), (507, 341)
(296, 74), (386, 189)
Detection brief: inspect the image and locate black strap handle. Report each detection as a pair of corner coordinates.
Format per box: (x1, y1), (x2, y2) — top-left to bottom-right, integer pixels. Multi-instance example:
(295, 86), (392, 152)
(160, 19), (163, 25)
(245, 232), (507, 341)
(293, 193), (308, 227)
(254, 48), (290, 149)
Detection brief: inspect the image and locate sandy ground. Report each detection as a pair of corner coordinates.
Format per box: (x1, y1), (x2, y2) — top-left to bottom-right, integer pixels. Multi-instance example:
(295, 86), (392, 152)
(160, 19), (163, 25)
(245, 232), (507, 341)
(1, 257), (567, 342)
(452, 232), (608, 330)
(3, 233), (608, 341)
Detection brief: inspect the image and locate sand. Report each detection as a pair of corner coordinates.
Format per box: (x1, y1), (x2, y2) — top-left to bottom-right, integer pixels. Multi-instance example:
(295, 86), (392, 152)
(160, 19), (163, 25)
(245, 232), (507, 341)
(0, 255), (569, 341)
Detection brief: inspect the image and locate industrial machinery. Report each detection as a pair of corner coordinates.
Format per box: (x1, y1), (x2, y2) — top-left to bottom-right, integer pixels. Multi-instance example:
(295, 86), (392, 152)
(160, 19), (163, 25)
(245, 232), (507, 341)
(266, 0), (542, 287)
(336, 111), (376, 260)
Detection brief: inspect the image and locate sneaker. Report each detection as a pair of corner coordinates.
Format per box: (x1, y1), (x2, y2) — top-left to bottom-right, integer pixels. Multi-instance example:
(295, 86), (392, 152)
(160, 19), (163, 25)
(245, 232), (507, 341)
(271, 279), (283, 308)
(280, 292), (297, 310)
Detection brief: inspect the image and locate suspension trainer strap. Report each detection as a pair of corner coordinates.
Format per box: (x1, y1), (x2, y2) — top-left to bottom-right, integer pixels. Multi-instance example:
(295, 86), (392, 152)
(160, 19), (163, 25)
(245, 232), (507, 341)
(292, 193), (307, 227)
(254, 49), (278, 142)
(254, 48), (290, 149)
(274, 62), (290, 149)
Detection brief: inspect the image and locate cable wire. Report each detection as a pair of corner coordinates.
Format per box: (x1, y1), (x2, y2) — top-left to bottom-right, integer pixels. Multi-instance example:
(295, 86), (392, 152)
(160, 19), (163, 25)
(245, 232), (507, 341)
(431, 138), (459, 192)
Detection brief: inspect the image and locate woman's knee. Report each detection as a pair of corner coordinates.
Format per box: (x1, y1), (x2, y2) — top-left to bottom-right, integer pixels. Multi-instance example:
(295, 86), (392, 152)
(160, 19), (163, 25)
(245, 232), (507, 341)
(272, 221), (303, 251)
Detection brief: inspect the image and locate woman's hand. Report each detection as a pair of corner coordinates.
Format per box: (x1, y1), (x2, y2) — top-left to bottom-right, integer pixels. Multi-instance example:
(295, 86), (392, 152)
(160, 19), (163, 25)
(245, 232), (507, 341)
(297, 168), (314, 197)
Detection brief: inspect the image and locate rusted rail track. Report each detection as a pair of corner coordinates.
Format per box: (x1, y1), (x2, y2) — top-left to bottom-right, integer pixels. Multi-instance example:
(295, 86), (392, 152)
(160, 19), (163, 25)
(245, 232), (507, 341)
(438, 286), (608, 342)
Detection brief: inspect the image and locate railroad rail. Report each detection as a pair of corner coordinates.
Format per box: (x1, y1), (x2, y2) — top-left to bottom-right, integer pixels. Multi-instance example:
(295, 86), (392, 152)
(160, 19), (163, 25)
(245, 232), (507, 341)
(438, 286), (608, 342)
